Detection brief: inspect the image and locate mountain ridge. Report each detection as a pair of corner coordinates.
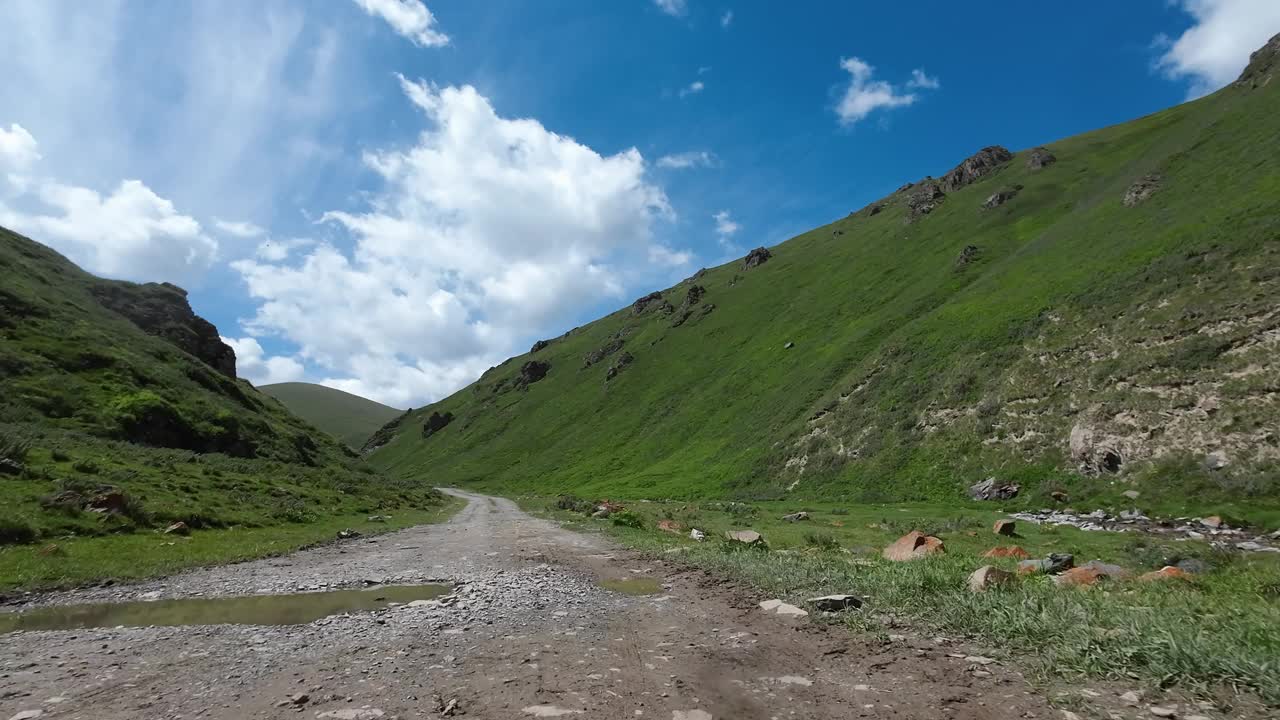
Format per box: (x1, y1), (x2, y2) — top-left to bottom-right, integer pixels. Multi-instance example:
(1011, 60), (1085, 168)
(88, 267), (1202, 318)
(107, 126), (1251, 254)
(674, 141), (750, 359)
(260, 382), (403, 450)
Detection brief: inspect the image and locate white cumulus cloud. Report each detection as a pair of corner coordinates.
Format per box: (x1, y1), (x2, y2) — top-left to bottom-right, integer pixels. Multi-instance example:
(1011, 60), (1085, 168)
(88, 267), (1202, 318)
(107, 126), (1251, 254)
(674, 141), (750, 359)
(1157, 0), (1280, 97)
(213, 218), (265, 238)
(255, 237), (315, 262)
(0, 125), (217, 282)
(221, 336), (306, 386)
(352, 0), (449, 48)
(713, 209), (741, 251)
(907, 68), (940, 90)
(835, 57), (933, 126)
(232, 78), (681, 407)
(656, 151), (717, 169)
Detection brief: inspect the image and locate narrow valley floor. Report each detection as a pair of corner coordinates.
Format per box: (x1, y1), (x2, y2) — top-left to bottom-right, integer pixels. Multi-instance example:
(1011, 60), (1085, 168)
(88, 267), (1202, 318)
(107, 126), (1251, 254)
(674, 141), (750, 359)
(1, 490), (1055, 720)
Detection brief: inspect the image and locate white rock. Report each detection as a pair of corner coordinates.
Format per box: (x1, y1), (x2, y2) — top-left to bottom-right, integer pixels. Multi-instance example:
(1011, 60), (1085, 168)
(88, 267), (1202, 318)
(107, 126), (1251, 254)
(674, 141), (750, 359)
(318, 709), (385, 720)
(672, 711), (713, 720)
(9, 711), (44, 720)
(774, 603), (808, 617)
(1148, 707), (1178, 718)
(758, 599), (783, 611)
(522, 706), (584, 717)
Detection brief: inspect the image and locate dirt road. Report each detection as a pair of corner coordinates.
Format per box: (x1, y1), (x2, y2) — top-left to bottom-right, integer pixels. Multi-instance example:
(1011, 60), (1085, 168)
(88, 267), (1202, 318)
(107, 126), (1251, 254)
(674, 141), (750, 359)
(1, 490), (1055, 719)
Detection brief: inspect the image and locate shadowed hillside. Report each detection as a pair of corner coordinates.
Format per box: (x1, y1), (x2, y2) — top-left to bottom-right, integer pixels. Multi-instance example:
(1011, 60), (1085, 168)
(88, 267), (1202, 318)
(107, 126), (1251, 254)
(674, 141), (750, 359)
(260, 382), (403, 450)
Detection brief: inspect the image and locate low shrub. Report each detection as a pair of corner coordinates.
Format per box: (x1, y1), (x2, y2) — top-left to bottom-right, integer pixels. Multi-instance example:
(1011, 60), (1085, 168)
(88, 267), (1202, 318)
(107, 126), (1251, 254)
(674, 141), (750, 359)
(610, 510), (645, 529)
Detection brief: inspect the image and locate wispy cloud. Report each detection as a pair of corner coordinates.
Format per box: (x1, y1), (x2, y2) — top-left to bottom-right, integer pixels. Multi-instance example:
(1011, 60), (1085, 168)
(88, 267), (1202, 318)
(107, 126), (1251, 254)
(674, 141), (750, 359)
(721, 10), (734, 28)
(907, 68), (940, 90)
(654, 0), (688, 17)
(679, 80), (705, 98)
(214, 218), (265, 238)
(713, 209), (741, 250)
(352, 0), (449, 48)
(656, 151), (717, 169)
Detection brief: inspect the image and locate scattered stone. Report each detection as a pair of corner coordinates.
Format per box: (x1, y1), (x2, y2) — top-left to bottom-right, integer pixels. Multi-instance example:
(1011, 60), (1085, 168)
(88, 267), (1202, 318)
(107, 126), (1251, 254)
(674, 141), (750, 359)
(521, 707), (583, 718)
(783, 341), (795, 349)
(993, 519), (1016, 536)
(289, 693), (310, 706)
(1122, 490), (1141, 500)
(781, 512), (810, 523)
(1199, 515), (1224, 529)
(982, 546), (1030, 560)
(318, 710), (385, 720)
(1054, 566), (1107, 587)
(1148, 706), (1178, 718)
(725, 530), (767, 547)
(604, 352), (634, 381)
(941, 146), (1015, 191)
(1138, 566), (1195, 582)
(657, 519), (684, 534)
(968, 565), (1015, 592)
(0, 458), (23, 476)
(1175, 558), (1208, 575)
(8, 711), (43, 720)
(981, 185), (1022, 209)
(807, 594), (862, 611)
(1026, 147), (1057, 170)
(1050, 490), (1069, 503)
(1204, 451), (1229, 471)
(441, 698), (459, 716)
(689, 528), (706, 541)
(757, 599), (808, 617)
(86, 489), (129, 515)
(584, 338), (626, 367)
(1018, 553), (1074, 575)
(742, 246), (772, 269)
(968, 478), (1020, 501)
(1123, 174), (1161, 207)
(882, 531), (946, 561)
(672, 711), (713, 720)
(163, 521), (190, 535)
(1120, 690), (1144, 706)
(954, 244), (980, 268)
(336, 529), (362, 540)
(367, 515), (390, 523)
(1080, 560), (1130, 579)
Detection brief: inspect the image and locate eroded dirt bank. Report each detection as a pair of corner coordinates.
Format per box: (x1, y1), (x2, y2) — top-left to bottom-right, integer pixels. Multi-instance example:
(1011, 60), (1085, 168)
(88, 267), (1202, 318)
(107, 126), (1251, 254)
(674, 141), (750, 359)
(1, 490), (1053, 719)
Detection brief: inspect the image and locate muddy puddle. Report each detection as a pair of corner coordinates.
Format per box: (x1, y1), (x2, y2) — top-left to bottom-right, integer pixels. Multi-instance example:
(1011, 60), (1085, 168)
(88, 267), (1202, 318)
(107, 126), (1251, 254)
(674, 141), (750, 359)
(600, 577), (663, 595)
(0, 584), (451, 633)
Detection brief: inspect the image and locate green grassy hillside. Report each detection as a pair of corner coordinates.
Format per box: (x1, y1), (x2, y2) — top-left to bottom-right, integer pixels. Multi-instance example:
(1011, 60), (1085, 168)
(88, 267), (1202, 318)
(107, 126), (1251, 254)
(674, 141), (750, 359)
(260, 382), (403, 449)
(0, 227), (445, 586)
(372, 58), (1280, 524)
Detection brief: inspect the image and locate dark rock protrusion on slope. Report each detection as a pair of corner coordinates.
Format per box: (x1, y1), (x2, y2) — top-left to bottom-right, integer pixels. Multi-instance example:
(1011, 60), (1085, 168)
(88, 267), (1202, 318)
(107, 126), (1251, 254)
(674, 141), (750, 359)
(91, 281), (237, 379)
(670, 285), (707, 328)
(1123, 174), (1162, 207)
(422, 411), (453, 438)
(743, 247), (772, 269)
(605, 352), (634, 382)
(362, 409), (411, 453)
(1237, 31), (1280, 88)
(982, 185), (1024, 209)
(583, 337), (625, 368)
(907, 182), (946, 221)
(1026, 147), (1057, 170)
(955, 245), (981, 268)
(866, 203), (883, 216)
(940, 146), (1014, 192)
(516, 360), (551, 389)
(530, 339), (552, 353)
(632, 292), (664, 315)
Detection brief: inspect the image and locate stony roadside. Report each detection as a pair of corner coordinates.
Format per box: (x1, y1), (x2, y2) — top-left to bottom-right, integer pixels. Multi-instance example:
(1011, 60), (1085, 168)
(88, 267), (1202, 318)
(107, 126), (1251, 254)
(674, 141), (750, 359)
(0, 491), (1125, 719)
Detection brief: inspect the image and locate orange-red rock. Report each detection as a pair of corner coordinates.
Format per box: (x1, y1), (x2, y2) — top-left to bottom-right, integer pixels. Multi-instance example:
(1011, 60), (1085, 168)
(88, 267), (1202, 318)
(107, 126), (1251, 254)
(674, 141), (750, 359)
(982, 546), (1031, 560)
(882, 531), (946, 561)
(1138, 566), (1195, 582)
(1054, 566), (1107, 587)
(657, 519), (684, 534)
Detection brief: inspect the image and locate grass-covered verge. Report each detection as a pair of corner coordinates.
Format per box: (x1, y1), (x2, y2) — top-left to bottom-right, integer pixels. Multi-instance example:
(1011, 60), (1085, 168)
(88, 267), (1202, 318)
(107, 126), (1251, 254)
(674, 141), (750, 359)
(526, 496), (1280, 708)
(0, 495), (463, 593)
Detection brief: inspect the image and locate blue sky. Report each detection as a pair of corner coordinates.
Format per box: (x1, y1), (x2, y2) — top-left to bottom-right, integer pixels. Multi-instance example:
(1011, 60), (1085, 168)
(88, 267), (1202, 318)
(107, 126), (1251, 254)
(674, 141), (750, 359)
(1, 0), (1277, 406)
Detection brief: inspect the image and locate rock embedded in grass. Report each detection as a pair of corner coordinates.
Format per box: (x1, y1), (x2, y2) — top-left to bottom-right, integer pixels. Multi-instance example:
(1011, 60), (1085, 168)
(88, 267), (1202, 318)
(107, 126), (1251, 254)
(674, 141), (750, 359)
(725, 530), (766, 547)
(982, 545), (1030, 559)
(882, 531), (945, 561)
(1018, 553), (1073, 575)
(781, 512), (809, 523)
(807, 594), (861, 611)
(992, 519), (1016, 536)
(968, 565), (1015, 592)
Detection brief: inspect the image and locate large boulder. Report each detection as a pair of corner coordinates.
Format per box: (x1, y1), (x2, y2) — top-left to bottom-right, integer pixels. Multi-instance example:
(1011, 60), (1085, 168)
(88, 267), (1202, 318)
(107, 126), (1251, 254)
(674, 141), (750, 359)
(742, 247), (772, 269)
(968, 478), (1020, 501)
(529, 339), (552, 353)
(725, 530), (767, 548)
(882, 531), (945, 561)
(1025, 147), (1057, 170)
(516, 360), (551, 388)
(981, 185), (1022, 209)
(940, 146), (1014, 191)
(906, 182), (946, 221)
(422, 411), (454, 438)
(992, 519), (1016, 536)
(1018, 553), (1074, 575)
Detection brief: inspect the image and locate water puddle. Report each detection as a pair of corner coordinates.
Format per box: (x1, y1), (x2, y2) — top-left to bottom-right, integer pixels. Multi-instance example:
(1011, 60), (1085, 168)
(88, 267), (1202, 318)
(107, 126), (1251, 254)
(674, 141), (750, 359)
(0, 584), (451, 634)
(599, 577), (663, 595)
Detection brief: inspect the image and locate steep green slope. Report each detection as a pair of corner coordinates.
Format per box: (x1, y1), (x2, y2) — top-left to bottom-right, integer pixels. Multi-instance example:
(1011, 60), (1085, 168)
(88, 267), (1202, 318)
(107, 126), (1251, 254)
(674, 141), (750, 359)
(260, 382), (403, 449)
(0, 227), (442, 550)
(372, 53), (1280, 522)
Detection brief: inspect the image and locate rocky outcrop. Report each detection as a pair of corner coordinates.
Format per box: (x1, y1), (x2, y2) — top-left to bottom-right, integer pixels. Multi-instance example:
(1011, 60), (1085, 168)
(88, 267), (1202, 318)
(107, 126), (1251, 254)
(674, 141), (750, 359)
(422, 411), (454, 438)
(583, 338), (625, 368)
(362, 409), (410, 453)
(982, 185), (1023, 209)
(670, 285), (707, 328)
(1026, 147), (1056, 170)
(1237, 31), (1280, 88)
(91, 281), (237, 378)
(742, 247), (772, 269)
(516, 360), (551, 389)
(631, 292), (669, 316)
(906, 182), (946, 221)
(1122, 174), (1161, 207)
(530, 339), (552, 353)
(940, 146), (1014, 192)
(968, 477), (1019, 500)
(604, 352), (633, 381)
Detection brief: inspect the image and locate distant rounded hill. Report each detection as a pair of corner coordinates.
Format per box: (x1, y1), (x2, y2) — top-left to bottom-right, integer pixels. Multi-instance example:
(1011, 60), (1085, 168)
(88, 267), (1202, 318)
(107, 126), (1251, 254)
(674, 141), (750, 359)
(259, 382), (402, 450)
